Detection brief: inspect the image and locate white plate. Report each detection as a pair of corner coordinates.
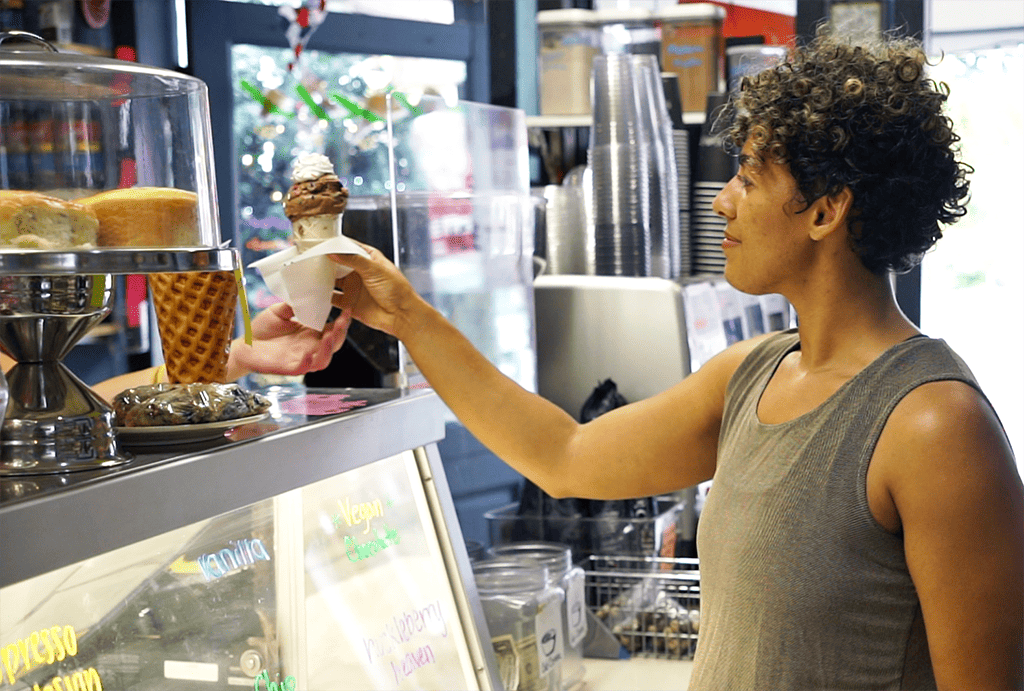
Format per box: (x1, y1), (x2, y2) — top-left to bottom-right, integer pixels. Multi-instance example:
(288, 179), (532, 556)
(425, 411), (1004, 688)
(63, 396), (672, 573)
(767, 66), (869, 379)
(116, 413), (270, 447)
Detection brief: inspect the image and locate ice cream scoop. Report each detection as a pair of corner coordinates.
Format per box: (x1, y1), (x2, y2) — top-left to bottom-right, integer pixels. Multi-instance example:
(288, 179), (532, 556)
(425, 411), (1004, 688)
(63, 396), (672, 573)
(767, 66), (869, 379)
(284, 153), (349, 251)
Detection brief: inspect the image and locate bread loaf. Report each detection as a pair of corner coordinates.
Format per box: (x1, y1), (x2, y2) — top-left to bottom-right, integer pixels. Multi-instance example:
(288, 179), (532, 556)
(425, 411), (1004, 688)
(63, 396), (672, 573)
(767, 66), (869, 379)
(0, 190), (98, 249)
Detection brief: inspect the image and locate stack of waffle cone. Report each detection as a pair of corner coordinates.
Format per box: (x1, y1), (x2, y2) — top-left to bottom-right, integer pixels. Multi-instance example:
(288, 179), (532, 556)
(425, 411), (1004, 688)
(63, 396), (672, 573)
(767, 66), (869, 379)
(148, 271), (238, 384)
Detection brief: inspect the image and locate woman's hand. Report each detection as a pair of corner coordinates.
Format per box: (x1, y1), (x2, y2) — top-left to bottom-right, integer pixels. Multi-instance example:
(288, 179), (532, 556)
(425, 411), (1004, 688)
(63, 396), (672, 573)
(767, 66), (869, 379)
(225, 301), (351, 380)
(329, 242), (427, 340)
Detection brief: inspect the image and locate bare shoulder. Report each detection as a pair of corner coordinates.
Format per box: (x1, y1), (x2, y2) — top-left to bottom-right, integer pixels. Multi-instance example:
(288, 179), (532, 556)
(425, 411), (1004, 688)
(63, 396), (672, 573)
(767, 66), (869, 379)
(885, 380), (1015, 470)
(877, 379), (1020, 506)
(665, 330), (782, 421)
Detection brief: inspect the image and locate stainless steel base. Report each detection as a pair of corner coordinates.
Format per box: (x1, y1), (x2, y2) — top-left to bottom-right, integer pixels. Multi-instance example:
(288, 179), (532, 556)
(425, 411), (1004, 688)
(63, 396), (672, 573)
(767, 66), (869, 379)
(0, 272), (130, 474)
(0, 362), (131, 475)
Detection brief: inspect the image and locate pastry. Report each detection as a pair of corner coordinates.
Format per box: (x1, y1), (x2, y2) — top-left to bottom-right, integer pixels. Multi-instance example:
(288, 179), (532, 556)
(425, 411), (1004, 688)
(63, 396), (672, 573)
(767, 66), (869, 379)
(0, 190), (98, 249)
(283, 153), (348, 250)
(76, 186), (200, 247)
(113, 382), (270, 427)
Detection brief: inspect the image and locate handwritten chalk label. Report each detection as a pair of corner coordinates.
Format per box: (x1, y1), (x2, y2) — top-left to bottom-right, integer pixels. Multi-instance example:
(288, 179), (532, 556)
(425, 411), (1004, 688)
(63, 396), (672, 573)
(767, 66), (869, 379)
(30, 666), (103, 691)
(253, 669), (297, 690)
(336, 496), (384, 534)
(358, 600), (449, 684)
(362, 599), (450, 665)
(390, 645), (436, 685)
(2, 625), (78, 684)
(196, 538), (271, 582)
(344, 523), (400, 562)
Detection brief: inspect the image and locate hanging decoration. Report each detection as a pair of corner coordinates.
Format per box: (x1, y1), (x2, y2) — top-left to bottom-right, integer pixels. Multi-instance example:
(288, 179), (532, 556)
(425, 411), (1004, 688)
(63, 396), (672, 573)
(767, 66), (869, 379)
(278, 0), (329, 72)
(81, 0), (111, 29)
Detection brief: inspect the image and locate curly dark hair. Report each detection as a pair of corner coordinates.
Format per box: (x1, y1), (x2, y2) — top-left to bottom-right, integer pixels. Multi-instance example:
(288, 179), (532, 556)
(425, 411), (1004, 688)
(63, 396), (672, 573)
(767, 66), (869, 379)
(721, 28), (972, 274)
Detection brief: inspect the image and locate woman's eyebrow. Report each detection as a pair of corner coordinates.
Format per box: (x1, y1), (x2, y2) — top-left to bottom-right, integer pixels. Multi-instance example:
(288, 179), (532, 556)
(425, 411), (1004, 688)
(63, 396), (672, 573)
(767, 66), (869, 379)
(738, 153), (759, 170)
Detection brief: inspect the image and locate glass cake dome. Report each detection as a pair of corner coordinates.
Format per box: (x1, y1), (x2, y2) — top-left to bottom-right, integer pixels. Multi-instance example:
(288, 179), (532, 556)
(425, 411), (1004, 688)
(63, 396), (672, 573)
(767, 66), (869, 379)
(0, 30), (220, 249)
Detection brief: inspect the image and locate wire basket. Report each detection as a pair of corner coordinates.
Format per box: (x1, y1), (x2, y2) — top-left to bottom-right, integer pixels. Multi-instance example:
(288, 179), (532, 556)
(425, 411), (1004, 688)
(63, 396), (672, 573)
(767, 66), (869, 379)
(583, 555), (700, 660)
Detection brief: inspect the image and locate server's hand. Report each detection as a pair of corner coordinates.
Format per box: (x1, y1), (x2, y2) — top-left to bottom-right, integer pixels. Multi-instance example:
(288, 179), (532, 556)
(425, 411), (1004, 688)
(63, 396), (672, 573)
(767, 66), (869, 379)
(225, 301), (351, 380)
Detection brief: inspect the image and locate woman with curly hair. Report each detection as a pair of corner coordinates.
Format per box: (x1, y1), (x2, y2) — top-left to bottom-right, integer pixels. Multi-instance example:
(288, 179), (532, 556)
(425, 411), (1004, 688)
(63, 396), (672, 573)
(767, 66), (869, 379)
(329, 29), (1022, 689)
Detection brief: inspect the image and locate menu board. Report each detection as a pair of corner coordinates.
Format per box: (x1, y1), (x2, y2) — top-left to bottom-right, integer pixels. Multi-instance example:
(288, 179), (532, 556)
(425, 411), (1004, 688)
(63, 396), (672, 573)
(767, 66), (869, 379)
(291, 450), (482, 691)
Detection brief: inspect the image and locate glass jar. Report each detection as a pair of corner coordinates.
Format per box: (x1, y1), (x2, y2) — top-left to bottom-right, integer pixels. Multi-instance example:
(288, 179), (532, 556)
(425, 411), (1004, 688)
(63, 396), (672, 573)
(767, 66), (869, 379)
(488, 543), (586, 691)
(537, 9), (600, 116)
(474, 558), (565, 691)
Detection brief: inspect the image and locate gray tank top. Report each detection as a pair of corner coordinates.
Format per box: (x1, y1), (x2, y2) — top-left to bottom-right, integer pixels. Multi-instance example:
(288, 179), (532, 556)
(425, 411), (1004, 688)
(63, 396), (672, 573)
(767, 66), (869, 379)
(691, 329), (983, 690)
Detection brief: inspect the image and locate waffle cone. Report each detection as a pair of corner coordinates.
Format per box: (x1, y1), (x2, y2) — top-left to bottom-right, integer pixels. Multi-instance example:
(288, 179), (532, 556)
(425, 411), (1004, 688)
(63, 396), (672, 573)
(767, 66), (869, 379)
(149, 271), (238, 384)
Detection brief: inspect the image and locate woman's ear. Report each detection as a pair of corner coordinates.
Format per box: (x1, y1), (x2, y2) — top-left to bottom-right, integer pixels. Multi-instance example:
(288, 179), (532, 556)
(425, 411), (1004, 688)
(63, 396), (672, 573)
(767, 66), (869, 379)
(808, 186), (854, 241)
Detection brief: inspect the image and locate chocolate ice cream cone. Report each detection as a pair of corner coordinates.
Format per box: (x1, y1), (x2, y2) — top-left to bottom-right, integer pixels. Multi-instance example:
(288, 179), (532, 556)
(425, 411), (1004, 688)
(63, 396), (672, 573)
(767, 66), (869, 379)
(284, 153), (349, 251)
(149, 271), (238, 384)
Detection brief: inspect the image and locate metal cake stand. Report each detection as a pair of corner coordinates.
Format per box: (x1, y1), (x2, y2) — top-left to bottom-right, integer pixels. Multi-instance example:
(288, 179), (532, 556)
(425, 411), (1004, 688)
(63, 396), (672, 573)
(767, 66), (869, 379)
(0, 248), (239, 475)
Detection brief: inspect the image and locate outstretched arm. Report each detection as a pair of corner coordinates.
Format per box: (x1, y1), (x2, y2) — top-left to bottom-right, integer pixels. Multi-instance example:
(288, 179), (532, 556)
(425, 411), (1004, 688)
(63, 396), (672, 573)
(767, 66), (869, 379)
(331, 244), (757, 500)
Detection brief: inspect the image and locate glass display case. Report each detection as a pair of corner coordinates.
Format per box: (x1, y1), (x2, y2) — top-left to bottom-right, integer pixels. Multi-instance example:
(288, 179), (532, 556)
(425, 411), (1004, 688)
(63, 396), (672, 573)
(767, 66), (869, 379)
(0, 387), (503, 690)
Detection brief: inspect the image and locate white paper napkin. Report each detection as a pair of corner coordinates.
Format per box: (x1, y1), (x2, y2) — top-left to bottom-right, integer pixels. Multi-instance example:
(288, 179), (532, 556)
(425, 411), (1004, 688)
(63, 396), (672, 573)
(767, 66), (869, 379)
(250, 234), (370, 330)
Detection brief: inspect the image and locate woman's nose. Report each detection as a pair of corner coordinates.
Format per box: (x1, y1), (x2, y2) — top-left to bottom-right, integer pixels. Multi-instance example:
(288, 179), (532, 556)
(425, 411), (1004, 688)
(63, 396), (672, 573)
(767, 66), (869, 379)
(712, 180), (736, 219)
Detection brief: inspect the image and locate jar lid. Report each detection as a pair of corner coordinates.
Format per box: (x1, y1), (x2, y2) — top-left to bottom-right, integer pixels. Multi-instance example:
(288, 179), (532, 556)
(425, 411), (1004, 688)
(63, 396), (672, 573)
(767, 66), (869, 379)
(537, 8), (598, 27)
(489, 542), (573, 574)
(473, 558), (550, 594)
(655, 3), (727, 22)
(591, 8), (654, 25)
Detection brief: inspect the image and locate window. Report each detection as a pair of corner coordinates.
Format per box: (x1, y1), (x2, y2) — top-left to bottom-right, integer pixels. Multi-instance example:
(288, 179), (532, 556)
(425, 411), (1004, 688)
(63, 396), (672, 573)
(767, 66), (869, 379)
(922, 47), (1024, 468)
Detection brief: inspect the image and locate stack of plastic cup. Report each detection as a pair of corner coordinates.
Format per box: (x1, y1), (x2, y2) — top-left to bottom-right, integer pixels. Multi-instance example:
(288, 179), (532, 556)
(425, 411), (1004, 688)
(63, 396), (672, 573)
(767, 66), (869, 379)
(631, 55), (671, 278)
(589, 53), (651, 276)
(541, 184), (588, 275)
(635, 55), (682, 279)
(661, 72), (692, 276)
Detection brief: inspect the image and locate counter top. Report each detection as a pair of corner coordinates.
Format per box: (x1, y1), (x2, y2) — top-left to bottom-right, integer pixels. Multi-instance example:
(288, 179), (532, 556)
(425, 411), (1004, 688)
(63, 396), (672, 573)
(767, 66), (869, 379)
(584, 657), (693, 690)
(0, 386), (446, 588)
